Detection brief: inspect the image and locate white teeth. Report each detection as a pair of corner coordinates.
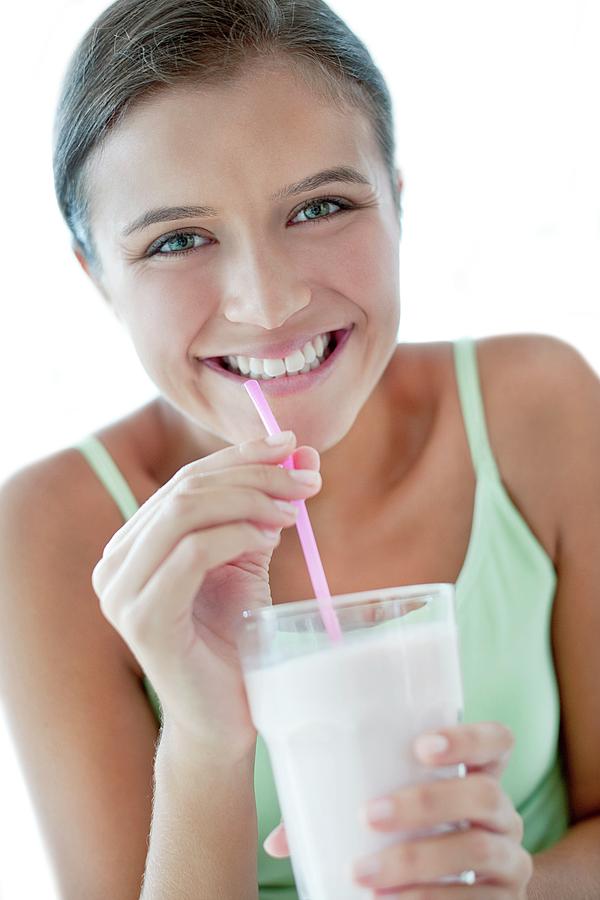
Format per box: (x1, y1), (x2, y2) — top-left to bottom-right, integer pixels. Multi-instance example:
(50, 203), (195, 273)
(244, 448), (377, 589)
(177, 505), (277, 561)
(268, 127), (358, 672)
(284, 349), (306, 373)
(224, 331), (332, 378)
(302, 341), (317, 364)
(237, 355), (250, 375)
(263, 358), (286, 377)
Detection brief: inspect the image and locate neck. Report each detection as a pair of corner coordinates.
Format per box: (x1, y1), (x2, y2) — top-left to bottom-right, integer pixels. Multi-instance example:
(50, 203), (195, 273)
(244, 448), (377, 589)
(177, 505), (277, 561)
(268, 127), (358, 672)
(312, 373), (398, 521)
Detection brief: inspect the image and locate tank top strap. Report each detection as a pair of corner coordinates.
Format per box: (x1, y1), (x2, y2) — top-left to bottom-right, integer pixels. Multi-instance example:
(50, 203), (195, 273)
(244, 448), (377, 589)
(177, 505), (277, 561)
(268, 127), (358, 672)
(74, 435), (140, 522)
(452, 338), (501, 480)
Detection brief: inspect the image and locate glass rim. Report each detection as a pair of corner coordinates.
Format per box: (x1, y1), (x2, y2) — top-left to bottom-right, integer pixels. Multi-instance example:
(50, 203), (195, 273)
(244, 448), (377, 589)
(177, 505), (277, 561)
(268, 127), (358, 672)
(241, 582), (455, 622)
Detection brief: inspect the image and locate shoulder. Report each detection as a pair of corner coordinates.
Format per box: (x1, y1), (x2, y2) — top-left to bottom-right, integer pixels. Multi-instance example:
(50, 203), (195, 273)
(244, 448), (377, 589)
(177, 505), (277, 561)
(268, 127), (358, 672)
(475, 333), (600, 557)
(0, 416), (156, 557)
(476, 331), (598, 396)
(476, 332), (600, 459)
(0, 407), (161, 677)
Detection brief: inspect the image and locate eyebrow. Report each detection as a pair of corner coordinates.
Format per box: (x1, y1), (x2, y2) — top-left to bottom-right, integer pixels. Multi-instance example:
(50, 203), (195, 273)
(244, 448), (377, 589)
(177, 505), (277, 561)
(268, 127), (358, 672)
(121, 165), (372, 237)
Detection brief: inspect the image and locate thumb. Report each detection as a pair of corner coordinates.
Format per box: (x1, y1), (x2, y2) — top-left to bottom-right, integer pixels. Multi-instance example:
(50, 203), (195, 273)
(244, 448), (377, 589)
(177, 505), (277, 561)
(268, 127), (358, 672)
(263, 821), (290, 858)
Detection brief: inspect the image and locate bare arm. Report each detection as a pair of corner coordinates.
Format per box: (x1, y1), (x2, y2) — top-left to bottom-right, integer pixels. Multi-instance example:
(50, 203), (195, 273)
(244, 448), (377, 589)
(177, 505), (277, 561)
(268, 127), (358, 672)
(0, 453), (258, 899)
(528, 338), (600, 897)
(528, 816), (600, 899)
(482, 335), (600, 897)
(142, 725), (258, 900)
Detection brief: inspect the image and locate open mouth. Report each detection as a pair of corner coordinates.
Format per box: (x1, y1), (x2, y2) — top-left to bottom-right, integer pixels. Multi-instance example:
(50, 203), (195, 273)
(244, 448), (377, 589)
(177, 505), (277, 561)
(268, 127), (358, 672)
(210, 328), (349, 381)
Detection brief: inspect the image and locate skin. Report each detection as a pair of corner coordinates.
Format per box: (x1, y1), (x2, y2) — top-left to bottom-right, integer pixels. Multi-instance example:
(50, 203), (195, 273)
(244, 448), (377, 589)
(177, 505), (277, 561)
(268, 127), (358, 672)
(75, 58), (600, 897)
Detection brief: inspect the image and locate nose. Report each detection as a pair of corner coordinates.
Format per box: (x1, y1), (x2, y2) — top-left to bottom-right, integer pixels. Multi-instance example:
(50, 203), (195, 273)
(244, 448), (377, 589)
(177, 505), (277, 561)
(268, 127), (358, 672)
(221, 240), (311, 329)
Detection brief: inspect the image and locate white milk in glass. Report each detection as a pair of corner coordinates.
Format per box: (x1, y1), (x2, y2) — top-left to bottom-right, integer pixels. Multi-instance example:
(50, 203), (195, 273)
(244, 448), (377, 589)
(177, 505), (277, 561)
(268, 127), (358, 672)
(244, 619), (464, 900)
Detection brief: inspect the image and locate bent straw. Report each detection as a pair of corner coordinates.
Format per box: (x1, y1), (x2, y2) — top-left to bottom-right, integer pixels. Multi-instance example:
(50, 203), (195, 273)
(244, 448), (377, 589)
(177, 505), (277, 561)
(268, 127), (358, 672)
(243, 379), (343, 644)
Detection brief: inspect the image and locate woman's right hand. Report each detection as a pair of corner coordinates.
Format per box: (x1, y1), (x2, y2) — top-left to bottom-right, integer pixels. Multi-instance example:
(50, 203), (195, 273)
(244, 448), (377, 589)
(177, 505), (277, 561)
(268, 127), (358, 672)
(91, 431), (321, 762)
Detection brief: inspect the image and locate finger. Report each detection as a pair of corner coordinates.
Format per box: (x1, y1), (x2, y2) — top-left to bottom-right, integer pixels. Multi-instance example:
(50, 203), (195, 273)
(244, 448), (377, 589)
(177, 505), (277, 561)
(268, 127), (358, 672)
(414, 723), (514, 775)
(96, 442), (318, 577)
(364, 773), (519, 838)
(93, 463), (321, 596)
(97, 439), (318, 586)
(375, 885), (514, 898)
(101, 432), (301, 556)
(96, 481), (304, 601)
(102, 521), (280, 638)
(263, 822), (290, 858)
(290, 445), (320, 471)
(352, 829), (530, 894)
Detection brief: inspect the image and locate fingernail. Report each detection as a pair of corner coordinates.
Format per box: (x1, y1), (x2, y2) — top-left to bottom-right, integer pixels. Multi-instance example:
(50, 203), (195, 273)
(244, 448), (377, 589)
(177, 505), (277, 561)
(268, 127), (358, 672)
(415, 733), (449, 759)
(367, 797), (395, 822)
(263, 833), (276, 852)
(263, 822), (284, 854)
(260, 528), (281, 539)
(274, 500), (298, 515)
(265, 431), (294, 445)
(289, 469), (320, 485)
(353, 854), (381, 879)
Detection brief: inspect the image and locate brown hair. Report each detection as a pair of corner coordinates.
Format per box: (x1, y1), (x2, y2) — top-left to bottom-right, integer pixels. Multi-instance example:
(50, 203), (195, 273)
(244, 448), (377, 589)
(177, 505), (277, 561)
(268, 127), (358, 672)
(53, 0), (400, 270)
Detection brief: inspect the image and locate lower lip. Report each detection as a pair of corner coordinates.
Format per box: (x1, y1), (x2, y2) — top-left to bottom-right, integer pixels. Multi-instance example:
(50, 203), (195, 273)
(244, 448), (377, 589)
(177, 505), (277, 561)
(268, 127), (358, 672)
(201, 327), (353, 396)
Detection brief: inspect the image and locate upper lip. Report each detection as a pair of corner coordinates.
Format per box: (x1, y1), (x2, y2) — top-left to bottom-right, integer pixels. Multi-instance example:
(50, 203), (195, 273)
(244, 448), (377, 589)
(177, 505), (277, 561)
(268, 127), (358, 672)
(201, 325), (351, 361)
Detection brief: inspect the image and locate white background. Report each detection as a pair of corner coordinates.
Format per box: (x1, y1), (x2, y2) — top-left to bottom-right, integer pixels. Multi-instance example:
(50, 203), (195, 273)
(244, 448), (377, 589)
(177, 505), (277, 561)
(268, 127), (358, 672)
(1, 1), (599, 896)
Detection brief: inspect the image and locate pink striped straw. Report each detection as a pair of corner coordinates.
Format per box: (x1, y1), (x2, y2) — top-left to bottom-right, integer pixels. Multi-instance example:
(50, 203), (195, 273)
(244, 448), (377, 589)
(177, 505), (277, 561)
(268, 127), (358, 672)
(243, 380), (343, 644)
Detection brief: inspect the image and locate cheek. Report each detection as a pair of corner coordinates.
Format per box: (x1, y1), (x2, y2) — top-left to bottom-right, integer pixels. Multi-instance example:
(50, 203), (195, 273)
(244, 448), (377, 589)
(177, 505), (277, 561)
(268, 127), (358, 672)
(307, 221), (399, 319)
(116, 267), (216, 368)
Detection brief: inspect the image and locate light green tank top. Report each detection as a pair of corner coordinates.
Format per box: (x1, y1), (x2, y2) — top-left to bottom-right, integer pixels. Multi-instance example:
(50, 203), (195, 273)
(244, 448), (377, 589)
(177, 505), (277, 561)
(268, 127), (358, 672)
(75, 339), (570, 897)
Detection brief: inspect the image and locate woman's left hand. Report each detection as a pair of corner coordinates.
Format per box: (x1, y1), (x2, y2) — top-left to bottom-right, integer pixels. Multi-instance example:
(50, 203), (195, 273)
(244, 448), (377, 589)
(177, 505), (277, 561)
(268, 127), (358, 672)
(264, 721), (533, 898)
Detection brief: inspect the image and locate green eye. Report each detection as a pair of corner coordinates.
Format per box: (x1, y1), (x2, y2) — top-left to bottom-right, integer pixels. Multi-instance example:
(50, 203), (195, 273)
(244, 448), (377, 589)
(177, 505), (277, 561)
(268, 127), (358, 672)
(293, 200), (341, 223)
(158, 233), (204, 253)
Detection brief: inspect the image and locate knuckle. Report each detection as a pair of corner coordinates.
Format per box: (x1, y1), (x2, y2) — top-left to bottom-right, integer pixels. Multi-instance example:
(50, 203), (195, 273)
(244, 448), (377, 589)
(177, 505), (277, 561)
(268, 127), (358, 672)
(180, 458), (203, 478)
(518, 847), (534, 883)
(398, 837), (420, 871)
(512, 810), (525, 842)
(414, 782), (438, 816)
(170, 484), (196, 511)
(461, 725), (483, 756)
(495, 721), (515, 752)
(256, 464), (277, 489)
(180, 531), (208, 567)
(235, 485), (267, 511)
(97, 588), (114, 621)
(121, 604), (153, 646)
(246, 521), (269, 542)
(468, 828), (495, 866)
(493, 834), (514, 870)
(91, 560), (104, 595)
(235, 440), (251, 460)
(98, 585), (125, 628)
(476, 773), (503, 815)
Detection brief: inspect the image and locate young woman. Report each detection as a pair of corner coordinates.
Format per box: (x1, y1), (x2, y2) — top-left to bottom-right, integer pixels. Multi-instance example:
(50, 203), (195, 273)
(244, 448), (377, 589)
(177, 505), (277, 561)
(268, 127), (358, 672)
(1, 1), (599, 897)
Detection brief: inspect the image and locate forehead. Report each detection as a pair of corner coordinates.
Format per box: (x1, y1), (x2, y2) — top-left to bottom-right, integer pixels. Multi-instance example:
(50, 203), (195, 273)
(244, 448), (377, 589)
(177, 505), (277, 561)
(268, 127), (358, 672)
(88, 62), (383, 230)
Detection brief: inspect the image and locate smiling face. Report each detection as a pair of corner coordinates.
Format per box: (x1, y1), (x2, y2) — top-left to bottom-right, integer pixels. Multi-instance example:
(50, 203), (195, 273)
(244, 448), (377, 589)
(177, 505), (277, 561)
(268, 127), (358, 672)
(85, 60), (401, 450)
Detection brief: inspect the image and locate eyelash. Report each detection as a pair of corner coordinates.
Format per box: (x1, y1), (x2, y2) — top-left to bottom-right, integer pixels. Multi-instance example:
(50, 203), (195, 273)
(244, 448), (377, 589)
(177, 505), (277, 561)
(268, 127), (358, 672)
(145, 196), (357, 259)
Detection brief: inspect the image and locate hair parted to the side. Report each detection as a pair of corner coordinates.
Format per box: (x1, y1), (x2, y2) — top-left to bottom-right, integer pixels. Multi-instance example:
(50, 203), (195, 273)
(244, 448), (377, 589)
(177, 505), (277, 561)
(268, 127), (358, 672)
(53, 0), (400, 271)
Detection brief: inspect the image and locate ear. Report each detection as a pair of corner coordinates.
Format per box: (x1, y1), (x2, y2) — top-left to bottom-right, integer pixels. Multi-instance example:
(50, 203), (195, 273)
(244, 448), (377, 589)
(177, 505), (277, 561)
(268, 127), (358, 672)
(394, 168), (404, 236)
(395, 167), (404, 201)
(73, 244), (121, 321)
(74, 245), (90, 276)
